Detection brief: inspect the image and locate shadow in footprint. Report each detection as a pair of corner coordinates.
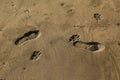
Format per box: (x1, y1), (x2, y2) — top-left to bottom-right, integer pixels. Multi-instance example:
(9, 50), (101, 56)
(85, 41), (100, 45)
(87, 45), (99, 51)
(15, 30), (39, 45)
(86, 41), (105, 52)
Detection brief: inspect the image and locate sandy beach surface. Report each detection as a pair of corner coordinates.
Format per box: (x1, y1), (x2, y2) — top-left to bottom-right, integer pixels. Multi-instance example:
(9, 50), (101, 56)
(0, 0), (120, 80)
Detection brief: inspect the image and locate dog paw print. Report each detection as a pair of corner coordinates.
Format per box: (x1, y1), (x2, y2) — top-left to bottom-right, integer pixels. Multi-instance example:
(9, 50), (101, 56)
(69, 34), (80, 43)
(30, 51), (41, 61)
(93, 13), (101, 21)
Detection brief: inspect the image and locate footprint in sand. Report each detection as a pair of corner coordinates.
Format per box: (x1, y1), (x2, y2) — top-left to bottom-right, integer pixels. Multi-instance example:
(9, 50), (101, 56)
(72, 40), (105, 53)
(15, 30), (41, 45)
(85, 42), (105, 53)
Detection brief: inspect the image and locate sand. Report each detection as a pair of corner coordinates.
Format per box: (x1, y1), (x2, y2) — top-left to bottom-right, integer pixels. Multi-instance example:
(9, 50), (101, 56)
(0, 0), (120, 80)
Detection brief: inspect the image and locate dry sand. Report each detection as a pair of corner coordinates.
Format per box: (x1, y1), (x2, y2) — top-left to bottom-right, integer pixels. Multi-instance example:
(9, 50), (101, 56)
(0, 0), (120, 80)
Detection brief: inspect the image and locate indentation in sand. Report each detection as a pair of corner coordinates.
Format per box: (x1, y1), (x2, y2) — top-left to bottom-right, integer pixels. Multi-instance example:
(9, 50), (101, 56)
(15, 30), (41, 45)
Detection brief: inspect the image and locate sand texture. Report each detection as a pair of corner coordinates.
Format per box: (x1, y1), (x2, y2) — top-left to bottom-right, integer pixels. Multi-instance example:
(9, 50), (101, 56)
(0, 0), (120, 80)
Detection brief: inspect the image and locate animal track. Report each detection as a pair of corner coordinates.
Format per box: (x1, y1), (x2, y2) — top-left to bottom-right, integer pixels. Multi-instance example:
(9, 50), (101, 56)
(66, 8), (75, 15)
(60, 2), (65, 6)
(69, 34), (80, 42)
(60, 3), (75, 16)
(15, 30), (40, 45)
(94, 13), (101, 21)
(30, 51), (41, 61)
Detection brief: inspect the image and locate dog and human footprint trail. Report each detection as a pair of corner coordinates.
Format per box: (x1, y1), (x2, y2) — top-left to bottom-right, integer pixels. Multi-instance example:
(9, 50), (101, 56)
(0, 0), (120, 80)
